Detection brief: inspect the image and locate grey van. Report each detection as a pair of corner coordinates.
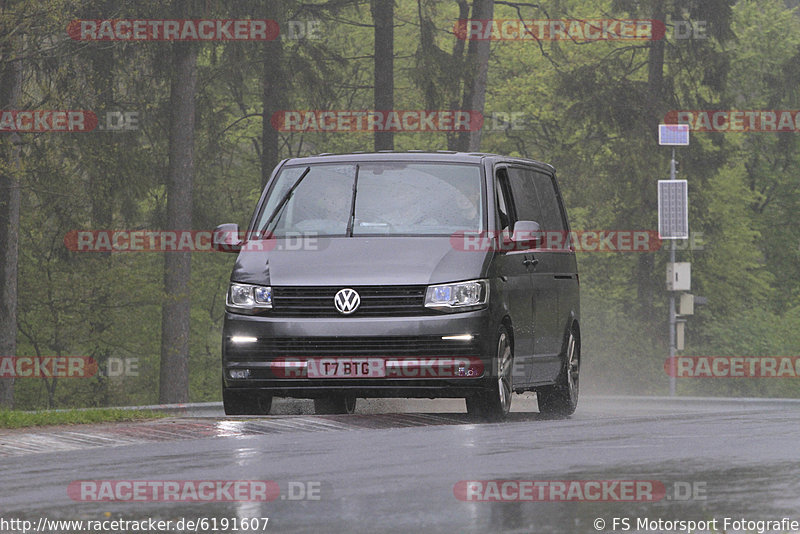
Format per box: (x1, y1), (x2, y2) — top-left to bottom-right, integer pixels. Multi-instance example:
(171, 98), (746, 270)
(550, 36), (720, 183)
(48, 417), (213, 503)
(215, 152), (580, 421)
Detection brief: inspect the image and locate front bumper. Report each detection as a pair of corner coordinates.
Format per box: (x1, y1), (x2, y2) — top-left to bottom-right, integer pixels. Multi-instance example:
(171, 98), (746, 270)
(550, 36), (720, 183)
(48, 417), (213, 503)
(222, 308), (496, 398)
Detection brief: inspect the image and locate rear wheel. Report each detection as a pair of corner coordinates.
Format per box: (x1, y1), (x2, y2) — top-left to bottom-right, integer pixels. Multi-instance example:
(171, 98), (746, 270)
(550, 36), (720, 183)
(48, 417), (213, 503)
(223, 385), (273, 415)
(537, 327), (579, 417)
(314, 394), (357, 415)
(466, 326), (513, 422)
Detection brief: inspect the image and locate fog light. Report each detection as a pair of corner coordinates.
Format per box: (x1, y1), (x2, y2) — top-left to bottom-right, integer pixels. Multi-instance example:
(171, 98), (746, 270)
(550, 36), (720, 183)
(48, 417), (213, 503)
(456, 362), (482, 377)
(231, 336), (257, 343)
(229, 369), (251, 379)
(442, 334), (474, 341)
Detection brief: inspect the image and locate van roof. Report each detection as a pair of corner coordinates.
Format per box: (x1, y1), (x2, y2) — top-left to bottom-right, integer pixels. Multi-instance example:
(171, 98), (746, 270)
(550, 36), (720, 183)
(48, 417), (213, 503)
(281, 151), (555, 173)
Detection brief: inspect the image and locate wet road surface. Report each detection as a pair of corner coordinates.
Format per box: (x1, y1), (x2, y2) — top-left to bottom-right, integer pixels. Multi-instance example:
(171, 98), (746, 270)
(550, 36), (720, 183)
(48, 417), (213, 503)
(1, 396), (799, 533)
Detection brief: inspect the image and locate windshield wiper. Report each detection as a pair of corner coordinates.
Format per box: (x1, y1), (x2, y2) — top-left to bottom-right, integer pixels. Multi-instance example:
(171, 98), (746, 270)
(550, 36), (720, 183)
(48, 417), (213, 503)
(259, 166), (311, 236)
(345, 164), (360, 237)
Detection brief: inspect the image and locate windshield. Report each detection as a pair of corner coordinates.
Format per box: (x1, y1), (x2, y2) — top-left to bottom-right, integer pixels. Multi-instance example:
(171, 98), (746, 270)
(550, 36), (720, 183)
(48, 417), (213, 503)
(256, 162), (484, 237)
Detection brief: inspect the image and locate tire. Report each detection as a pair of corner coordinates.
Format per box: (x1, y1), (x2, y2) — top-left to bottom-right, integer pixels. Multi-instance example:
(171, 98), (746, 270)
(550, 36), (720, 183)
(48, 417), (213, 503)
(314, 394), (357, 415)
(466, 326), (513, 422)
(222, 382), (273, 415)
(537, 326), (579, 417)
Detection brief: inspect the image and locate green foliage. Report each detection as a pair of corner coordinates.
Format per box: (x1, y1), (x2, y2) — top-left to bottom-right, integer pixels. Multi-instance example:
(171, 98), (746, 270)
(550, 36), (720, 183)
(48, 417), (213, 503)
(4, 0), (800, 408)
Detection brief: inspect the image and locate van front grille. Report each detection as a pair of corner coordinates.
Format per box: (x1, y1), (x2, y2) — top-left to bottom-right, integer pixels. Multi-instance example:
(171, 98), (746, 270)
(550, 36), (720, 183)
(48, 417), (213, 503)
(271, 285), (431, 317)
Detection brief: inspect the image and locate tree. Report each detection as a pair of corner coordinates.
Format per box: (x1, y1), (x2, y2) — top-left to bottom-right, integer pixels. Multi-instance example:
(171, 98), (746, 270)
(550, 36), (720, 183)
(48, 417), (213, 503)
(455, 0), (494, 151)
(371, 0), (394, 150)
(158, 39), (197, 404)
(0, 27), (22, 408)
(411, 0), (470, 151)
(261, 0), (287, 187)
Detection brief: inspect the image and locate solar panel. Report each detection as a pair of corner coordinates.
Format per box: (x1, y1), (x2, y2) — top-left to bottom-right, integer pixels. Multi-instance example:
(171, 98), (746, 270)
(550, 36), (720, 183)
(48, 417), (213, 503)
(658, 180), (688, 239)
(658, 124), (690, 146)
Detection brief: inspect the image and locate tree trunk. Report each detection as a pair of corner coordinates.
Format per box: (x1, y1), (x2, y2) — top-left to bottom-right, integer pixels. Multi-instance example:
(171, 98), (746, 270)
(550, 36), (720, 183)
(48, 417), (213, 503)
(637, 0), (666, 321)
(455, 0), (494, 152)
(261, 0), (286, 187)
(86, 9), (116, 405)
(371, 0), (394, 151)
(0, 37), (22, 408)
(158, 41), (197, 404)
(447, 0), (471, 151)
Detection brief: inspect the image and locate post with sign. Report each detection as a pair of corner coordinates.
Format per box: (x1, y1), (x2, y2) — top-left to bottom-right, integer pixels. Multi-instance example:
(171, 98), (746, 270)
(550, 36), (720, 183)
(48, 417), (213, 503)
(658, 124), (689, 396)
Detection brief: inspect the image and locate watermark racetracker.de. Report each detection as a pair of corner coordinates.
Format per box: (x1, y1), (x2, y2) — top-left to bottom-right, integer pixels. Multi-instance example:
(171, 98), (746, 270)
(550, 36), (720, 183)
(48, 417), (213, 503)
(453, 479), (707, 502)
(270, 110), (483, 132)
(665, 356), (800, 378)
(63, 230), (322, 253)
(665, 110), (800, 132)
(68, 479), (322, 502)
(453, 19), (666, 41)
(0, 356), (97, 378)
(449, 230), (705, 253)
(67, 19), (280, 41)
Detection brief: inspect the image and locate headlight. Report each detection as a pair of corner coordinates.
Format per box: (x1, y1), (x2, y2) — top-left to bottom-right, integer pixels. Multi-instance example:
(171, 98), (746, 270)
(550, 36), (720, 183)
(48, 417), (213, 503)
(425, 279), (489, 312)
(226, 282), (272, 313)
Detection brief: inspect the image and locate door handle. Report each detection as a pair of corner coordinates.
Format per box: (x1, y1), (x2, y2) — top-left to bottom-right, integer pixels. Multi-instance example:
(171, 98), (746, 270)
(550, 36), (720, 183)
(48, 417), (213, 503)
(523, 257), (539, 268)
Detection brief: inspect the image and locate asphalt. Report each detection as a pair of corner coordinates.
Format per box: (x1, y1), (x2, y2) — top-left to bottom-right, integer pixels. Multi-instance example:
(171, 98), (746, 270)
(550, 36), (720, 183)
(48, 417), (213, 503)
(1, 396), (799, 533)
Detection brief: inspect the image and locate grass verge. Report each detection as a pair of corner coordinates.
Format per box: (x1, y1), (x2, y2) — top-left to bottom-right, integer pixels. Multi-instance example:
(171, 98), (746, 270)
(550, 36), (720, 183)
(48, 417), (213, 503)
(0, 408), (169, 429)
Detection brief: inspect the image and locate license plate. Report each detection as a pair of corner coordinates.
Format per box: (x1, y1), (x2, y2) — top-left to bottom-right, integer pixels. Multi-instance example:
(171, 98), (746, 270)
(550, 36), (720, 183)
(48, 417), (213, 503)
(306, 358), (386, 378)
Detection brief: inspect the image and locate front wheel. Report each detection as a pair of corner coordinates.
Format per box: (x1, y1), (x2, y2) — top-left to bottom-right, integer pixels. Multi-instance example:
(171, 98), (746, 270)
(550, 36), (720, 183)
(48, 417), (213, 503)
(537, 327), (579, 417)
(466, 326), (513, 422)
(314, 394), (357, 414)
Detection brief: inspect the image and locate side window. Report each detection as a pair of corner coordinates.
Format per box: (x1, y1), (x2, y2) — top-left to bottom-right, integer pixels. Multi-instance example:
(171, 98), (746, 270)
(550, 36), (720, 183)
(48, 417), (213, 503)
(531, 169), (569, 250)
(498, 165), (568, 249)
(506, 166), (543, 224)
(531, 170), (566, 232)
(495, 168), (516, 235)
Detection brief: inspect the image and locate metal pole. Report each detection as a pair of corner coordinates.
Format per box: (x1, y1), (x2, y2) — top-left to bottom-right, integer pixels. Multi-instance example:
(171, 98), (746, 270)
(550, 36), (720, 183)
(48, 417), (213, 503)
(669, 148), (677, 397)
(669, 241), (676, 396)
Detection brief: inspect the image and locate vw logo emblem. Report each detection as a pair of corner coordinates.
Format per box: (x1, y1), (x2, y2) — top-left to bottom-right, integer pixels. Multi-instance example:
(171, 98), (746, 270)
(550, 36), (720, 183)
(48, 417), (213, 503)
(334, 288), (361, 315)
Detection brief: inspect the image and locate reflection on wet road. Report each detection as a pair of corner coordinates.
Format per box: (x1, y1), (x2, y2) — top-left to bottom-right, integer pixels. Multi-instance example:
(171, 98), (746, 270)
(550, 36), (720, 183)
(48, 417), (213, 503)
(1, 396), (799, 533)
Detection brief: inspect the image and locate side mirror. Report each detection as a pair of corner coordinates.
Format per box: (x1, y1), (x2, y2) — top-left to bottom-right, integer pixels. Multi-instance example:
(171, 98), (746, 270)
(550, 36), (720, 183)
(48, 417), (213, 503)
(213, 223), (242, 253)
(511, 220), (541, 249)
